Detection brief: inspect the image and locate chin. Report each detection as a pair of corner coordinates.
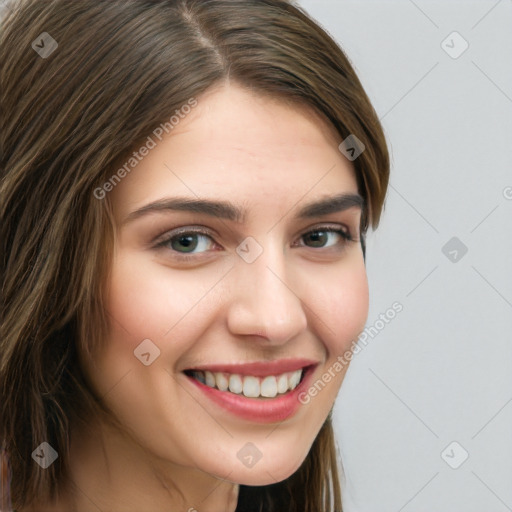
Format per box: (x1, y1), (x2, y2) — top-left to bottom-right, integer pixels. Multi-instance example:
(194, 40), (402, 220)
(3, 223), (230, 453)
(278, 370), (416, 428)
(223, 450), (307, 487)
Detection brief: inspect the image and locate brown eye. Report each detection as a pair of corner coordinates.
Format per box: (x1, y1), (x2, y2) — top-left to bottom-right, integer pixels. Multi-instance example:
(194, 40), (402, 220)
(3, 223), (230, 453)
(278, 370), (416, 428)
(301, 228), (351, 248)
(159, 230), (216, 254)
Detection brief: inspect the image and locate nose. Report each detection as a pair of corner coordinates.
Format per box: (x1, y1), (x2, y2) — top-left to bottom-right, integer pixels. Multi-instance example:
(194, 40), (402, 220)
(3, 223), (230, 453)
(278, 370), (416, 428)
(226, 245), (308, 345)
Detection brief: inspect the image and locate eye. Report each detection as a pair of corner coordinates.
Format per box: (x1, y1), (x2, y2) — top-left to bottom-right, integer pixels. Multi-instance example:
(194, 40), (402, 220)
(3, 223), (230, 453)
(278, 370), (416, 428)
(156, 228), (216, 255)
(299, 226), (353, 249)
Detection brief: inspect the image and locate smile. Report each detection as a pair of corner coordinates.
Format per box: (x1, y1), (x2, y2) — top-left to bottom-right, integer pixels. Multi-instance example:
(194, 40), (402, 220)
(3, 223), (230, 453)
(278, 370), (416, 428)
(183, 359), (317, 423)
(187, 369), (303, 398)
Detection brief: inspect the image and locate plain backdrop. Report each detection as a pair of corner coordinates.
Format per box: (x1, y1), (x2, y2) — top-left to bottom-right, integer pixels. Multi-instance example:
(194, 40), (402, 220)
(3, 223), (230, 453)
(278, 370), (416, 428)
(297, 1), (512, 511)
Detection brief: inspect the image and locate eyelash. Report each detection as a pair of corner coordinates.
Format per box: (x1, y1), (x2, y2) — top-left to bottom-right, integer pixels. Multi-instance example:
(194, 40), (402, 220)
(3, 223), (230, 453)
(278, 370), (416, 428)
(154, 225), (356, 262)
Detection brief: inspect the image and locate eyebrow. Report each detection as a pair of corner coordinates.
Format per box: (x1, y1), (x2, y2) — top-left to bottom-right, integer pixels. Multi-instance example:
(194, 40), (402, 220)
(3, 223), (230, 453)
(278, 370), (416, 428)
(296, 193), (363, 218)
(122, 193), (363, 225)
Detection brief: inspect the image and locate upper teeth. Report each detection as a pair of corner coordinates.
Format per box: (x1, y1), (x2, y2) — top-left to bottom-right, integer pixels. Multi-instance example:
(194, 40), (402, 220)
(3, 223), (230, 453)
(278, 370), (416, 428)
(190, 369), (303, 398)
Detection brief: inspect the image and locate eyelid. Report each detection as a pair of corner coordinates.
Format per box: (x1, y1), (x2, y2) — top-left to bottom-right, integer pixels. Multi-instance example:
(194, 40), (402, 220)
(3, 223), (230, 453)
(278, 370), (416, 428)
(153, 222), (358, 259)
(153, 225), (217, 247)
(153, 227), (220, 263)
(298, 223), (358, 242)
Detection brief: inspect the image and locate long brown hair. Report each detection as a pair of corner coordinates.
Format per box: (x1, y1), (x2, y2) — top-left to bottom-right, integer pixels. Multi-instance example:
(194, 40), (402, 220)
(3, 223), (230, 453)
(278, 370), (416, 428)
(0, 0), (389, 510)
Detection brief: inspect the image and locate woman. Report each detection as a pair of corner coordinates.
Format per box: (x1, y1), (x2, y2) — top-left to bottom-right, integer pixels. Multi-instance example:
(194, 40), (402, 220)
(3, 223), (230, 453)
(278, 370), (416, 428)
(0, 0), (389, 510)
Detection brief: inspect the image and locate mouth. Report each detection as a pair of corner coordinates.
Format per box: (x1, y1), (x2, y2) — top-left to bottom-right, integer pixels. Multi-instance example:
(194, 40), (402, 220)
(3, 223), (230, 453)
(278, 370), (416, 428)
(184, 367), (305, 399)
(182, 359), (317, 423)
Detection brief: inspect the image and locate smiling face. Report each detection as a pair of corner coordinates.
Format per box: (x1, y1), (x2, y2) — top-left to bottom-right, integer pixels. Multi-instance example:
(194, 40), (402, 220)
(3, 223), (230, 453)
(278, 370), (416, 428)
(82, 84), (369, 486)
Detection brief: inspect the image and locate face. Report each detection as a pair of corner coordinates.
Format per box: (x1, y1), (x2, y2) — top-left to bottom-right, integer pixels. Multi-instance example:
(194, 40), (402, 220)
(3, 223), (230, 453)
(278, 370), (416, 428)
(83, 84), (368, 486)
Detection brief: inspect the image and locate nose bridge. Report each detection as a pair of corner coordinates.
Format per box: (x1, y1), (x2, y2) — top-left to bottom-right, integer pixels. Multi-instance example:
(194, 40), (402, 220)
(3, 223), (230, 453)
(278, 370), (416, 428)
(226, 240), (308, 343)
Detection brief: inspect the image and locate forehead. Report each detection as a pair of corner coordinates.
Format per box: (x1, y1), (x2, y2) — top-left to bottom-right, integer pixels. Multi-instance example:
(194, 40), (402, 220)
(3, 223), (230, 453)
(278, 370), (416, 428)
(110, 84), (358, 223)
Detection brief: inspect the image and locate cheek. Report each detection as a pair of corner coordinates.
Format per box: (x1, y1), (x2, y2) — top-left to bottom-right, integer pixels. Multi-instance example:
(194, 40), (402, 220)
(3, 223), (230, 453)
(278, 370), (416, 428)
(106, 252), (196, 337)
(104, 251), (231, 355)
(85, 252), (213, 400)
(295, 257), (368, 418)
(312, 256), (369, 354)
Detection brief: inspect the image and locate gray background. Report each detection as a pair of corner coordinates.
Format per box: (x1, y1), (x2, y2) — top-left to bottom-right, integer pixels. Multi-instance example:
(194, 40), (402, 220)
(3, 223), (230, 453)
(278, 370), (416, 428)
(297, 1), (512, 511)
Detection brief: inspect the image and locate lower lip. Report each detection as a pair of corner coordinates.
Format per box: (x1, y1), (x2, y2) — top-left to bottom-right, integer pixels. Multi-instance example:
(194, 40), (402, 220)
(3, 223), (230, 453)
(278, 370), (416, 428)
(184, 366), (316, 423)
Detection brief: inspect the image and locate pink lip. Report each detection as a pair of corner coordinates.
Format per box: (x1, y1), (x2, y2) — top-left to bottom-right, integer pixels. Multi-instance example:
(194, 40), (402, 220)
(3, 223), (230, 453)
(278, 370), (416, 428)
(184, 363), (317, 424)
(185, 358), (317, 377)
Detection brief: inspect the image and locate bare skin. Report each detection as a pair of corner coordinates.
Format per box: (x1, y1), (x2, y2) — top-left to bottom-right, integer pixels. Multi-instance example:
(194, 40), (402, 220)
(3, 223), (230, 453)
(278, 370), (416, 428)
(22, 83), (368, 512)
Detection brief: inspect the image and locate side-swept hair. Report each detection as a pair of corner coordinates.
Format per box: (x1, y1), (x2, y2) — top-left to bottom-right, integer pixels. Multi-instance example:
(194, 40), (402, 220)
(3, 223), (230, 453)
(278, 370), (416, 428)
(0, 0), (389, 509)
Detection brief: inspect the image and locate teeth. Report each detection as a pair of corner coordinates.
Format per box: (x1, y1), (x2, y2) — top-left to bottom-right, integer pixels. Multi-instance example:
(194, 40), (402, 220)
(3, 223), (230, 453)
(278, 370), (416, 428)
(277, 374), (288, 394)
(190, 369), (303, 398)
(260, 376), (277, 398)
(192, 370), (206, 385)
(242, 376), (260, 398)
(205, 371), (216, 388)
(228, 374), (243, 394)
(215, 372), (229, 391)
(289, 370), (301, 389)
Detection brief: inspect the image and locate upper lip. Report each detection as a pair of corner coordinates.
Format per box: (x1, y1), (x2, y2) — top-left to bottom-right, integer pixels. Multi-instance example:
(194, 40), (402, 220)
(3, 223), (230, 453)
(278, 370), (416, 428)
(184, 358), (318, 378)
